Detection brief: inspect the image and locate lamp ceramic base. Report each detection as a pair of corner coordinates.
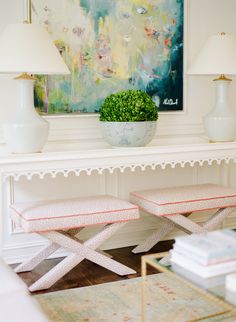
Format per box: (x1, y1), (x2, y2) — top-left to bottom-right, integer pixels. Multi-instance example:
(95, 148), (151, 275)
(3, 120), (49, 154)
(3, 77), (49, 154)
(204, 78), (236, 142)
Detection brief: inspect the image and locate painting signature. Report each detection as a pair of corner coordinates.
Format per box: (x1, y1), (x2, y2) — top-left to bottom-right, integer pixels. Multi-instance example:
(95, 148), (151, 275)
(163, 98), (178, 105)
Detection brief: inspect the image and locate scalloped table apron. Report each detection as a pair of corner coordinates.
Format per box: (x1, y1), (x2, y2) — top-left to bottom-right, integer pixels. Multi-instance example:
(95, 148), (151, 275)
(10, 195), (140, 291)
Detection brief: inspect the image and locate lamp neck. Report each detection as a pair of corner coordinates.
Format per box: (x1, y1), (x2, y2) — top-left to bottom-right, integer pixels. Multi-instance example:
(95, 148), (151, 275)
(15, 77), (35, 111)
(213, 78), (231, 113)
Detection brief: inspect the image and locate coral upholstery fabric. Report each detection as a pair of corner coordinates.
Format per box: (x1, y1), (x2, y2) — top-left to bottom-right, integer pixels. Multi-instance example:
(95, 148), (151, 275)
(10, 195), (139, 233)
(130, 184), (236, 216)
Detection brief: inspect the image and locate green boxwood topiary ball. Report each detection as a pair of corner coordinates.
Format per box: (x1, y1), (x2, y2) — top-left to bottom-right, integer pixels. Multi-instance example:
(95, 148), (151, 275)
(99, 90), (158, 122)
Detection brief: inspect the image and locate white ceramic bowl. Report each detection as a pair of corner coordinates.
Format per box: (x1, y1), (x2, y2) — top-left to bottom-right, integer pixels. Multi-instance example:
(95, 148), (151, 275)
(100, 121), (157, 147)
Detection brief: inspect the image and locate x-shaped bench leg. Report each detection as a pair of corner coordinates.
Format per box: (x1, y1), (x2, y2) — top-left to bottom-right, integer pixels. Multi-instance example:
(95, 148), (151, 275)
(132, 221), (175, 254)
(166, 207), (234, 233)
(159, 208), (235, 266)
(29, 223), (136, 292)
(166, 214), (208, 233)
(15, 228), (83, 273)
(132, 208), (234, 263)
(204, 208), (234, 230)
(132, 213), (193, 254)
(15, 242), (59, 273)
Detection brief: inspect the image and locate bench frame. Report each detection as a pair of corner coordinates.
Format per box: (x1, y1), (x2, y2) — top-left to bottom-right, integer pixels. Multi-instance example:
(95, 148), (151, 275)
(15, 223), (136, 292)
(132, 207), (234, 257)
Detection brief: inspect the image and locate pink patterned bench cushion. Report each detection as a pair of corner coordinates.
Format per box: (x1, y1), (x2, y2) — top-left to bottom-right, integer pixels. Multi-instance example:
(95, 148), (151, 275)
(130, 184), (236, 216)
(10, 195), (139, 233)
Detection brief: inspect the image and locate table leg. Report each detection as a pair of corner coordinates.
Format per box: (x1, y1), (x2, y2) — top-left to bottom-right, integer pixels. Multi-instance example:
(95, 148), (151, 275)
(141, 256), (147, 322)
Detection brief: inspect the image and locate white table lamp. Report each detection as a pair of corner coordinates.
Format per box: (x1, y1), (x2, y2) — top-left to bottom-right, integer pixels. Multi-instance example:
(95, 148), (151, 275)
(188, 33), (236, 142)
(0, 23), (70, 153)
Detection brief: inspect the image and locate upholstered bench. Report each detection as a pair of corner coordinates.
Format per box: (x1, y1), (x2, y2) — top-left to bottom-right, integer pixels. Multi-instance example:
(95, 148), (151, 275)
(10, 195), (139, 292)
(130, 184), (236, 254)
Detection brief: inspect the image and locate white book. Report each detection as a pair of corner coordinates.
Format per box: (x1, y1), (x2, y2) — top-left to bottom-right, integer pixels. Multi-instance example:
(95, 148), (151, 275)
(171, 264), (225, 289)
(173, 244), (236, 266)
(174, 229), (236, 262)
(170, 250), (236, 278)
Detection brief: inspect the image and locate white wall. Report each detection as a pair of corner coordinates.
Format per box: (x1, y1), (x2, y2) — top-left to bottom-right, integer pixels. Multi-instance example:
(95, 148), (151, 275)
(1, 0), (236, 143)
(1, 0), (236, 263)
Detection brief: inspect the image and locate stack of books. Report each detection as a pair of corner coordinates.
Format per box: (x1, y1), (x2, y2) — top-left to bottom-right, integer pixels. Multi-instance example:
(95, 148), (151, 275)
(170, 229), (236, 280)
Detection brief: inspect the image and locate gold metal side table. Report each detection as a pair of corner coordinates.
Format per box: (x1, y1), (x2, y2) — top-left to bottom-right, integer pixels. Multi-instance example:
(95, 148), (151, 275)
(141, 252), (236, 322)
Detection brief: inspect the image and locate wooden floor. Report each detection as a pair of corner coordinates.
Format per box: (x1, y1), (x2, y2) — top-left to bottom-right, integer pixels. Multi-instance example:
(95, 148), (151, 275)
(15, 240), (174, 295)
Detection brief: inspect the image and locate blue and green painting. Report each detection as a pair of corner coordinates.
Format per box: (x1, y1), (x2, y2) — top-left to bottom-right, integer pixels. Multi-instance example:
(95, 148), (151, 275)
(32, 0), (184, 114)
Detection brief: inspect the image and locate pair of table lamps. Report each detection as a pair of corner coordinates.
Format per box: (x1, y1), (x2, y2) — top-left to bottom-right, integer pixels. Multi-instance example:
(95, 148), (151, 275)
(0, 23), (235, 153)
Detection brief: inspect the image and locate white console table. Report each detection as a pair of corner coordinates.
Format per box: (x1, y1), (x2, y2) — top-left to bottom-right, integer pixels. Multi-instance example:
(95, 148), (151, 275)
(1, 138), (236, 257)
(1, 140), (236, 181)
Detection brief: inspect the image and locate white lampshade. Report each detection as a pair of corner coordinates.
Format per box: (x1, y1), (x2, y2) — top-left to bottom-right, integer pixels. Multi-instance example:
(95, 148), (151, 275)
(0, 23), (70, 75)
(188, 33), (236, 75)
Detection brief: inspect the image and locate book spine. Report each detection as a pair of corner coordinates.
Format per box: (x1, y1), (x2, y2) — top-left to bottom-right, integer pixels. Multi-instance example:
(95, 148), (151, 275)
(173, 245), (236, 265)
(170, 251), (236, 278)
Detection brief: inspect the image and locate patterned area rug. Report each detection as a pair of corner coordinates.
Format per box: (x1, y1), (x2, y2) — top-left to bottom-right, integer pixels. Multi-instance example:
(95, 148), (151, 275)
(35, 274), (235, 322)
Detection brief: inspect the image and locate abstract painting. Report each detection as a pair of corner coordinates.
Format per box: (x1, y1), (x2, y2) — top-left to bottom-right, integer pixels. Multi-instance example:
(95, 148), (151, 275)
(32, 0), (184, 114)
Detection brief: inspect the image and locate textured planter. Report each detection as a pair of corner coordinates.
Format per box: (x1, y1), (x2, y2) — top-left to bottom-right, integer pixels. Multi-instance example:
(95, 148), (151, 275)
(100, 121), (157, 147)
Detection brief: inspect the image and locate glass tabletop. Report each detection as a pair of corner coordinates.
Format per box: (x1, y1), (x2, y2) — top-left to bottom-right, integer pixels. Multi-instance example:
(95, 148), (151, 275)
(141, 252), (236, 322)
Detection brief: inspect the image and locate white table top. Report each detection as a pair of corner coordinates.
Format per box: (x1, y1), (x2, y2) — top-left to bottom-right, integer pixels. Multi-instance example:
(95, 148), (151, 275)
(0, 136), (236, 181)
